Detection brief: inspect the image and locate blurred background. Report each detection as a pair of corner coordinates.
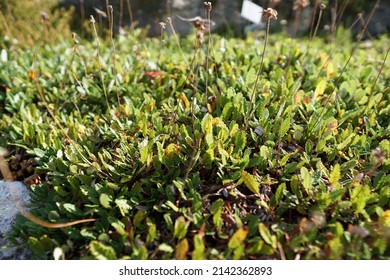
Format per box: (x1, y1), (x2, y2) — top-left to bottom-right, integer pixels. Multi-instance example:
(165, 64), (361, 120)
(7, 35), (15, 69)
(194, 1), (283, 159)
(1, 0), (389, 46)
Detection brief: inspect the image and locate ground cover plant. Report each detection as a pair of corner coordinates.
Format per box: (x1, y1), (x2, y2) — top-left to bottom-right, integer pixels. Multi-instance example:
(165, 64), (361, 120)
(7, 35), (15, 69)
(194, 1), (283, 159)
(0, 1), (389, 260)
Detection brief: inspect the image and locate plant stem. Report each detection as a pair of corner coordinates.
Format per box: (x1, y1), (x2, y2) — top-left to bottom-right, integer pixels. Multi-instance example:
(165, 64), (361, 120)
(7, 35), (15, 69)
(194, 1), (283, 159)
(119, 0), (123, 29)
(205, 7), (212, 104)
(312, 8), (323, 39)
(309, 0), (319, 40)
(126, 0), (134, 32)
(91, 16), (109, 109)
(247, 17), (270, 126)
(108, 5), (121, 105)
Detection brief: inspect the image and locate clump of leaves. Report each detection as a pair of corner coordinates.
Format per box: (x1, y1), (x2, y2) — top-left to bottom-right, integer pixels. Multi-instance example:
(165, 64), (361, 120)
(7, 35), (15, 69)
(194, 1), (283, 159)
(0, 0), (74, 48)
(0, 21), (389, 260)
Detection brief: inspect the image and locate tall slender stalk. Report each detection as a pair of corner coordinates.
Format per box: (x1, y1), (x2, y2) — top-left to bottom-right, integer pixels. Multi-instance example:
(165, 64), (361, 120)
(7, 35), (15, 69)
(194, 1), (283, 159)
(126, 0), (134, 32)
(370, 46), (389, 98)
(312, 3), (326, 40)
(309, 0), (319, 39)
(158, 22), (166, 65)
(166, 17), (189, 67)
(204, 2), (212, 104)
(246, 8), (277, 127)
(90, 15), (109, 108)
(107, 5), (121, 105)
(119, 0), (123, 29)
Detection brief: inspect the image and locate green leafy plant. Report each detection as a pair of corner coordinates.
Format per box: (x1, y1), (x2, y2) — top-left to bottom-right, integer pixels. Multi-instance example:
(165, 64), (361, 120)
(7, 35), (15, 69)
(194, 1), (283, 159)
(0, 4), (389, 260)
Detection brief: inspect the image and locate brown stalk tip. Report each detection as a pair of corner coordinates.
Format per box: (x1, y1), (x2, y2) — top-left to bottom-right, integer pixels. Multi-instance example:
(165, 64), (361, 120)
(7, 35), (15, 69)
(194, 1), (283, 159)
(203, 2), (212, 11)
(264, 8), (278, 20)
(72, 32), (79, 44)
(159, 22), (166, 29)
(40, 11), (50, 22)
(293, 0), (310, 10)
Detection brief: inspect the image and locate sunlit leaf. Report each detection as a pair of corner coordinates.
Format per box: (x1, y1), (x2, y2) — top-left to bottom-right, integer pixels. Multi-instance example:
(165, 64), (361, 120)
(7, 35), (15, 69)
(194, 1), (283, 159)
(89, 241), (116, 260)
(228, 227), (248, 249)
(240, 171), (259, 194)
(175, 238), (189, 260)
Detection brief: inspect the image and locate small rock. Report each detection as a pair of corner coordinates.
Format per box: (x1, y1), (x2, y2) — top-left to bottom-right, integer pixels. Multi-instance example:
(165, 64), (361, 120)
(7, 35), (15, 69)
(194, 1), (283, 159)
(0, 181), (31, 260)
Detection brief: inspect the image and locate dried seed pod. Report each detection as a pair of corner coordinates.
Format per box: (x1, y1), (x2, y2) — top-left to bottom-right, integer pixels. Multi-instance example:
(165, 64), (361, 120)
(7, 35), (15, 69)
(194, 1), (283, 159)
(263, 8), (278, 20)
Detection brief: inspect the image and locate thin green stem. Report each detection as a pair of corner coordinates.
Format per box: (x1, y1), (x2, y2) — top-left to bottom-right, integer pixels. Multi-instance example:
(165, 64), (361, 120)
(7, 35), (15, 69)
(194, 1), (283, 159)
(205, 6), (212, 104)
(108, 6), (121, 105)
(90, 16), (109, 109)
(247, 18), (270, 126)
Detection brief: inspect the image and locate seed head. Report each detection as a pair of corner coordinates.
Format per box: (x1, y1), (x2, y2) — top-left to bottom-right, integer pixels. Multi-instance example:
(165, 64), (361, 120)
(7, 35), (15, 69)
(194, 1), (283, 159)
(293, 0), (310, 10)
(159, 22), (166, 29)
(263, 8), (278, 20)
(89, 15), (96, 23)
(203, 2), (212, 12)
(319, 3), (326, 10)
(40, 11), (50, 22)
(72, 32), (79, 45)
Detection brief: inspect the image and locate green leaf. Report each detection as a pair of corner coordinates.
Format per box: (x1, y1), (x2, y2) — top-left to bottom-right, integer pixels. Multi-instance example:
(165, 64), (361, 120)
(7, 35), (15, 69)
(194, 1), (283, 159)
(99, 193), (112, 209)
(315, 79), (327, 97)
(203, 148), (214, 169)
(146, 219), (157, 244)
(133, 211), (146, 227)
(175, 238), (189, 260)
(228, 227), (248, 249)
(259, 223), (273, 246)
(329, 164), (340, 185)
(108, 217), (126, 235)
(115, 199), (131, 216)
(89, 241), (117, 260)
(300, 167), (312, 190)
(211, 199), (224, 229)
(139, 138), (150, 164)
(351, 185), (371, 213)
(158, 243), (174, 253)
(245, 68), (257, 86)
(260, 145), (271, 160)
(240, 171), (259, 194)
(234, 130), (246, 152)
(275, 183), (286, 203)
(279, 117), (291, 138)
(221, 102), (233, 121)
(201, 113), (213, 134)
(192, 234), (205, 260)
(337, 134), (354, 150)
(174, 216), (189, 240)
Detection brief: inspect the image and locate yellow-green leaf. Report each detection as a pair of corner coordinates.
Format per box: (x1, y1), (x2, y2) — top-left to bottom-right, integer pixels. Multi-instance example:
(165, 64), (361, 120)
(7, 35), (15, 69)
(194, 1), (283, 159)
(228, 227), (248, 249)
(315, 79), (327, 98)
(259, 223), (273, 246)
(300, 167), (312, 190)
(99, 193), (112, 209)
(89, 241), (116, 260)
(175, 238), (189, 260)
(241, 171), (259, 194)
(192, 234), (205, 260)
(174, 216), (189, 240)
(329, 163), (340, 185)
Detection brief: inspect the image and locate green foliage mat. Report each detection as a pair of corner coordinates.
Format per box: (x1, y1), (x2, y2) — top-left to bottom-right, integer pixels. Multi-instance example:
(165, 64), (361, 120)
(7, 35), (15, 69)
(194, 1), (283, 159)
(0, 29), (389, 259)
